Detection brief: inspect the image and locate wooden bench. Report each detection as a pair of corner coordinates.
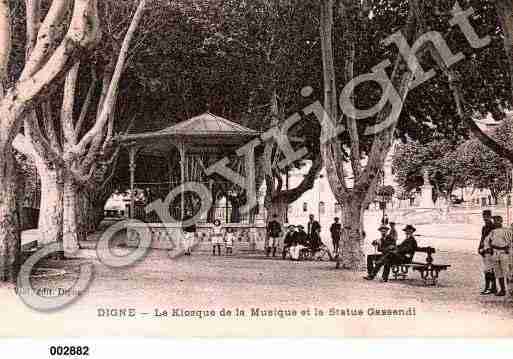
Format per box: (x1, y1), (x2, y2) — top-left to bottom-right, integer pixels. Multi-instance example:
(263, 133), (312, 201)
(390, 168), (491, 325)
(391, 247), (450, 286)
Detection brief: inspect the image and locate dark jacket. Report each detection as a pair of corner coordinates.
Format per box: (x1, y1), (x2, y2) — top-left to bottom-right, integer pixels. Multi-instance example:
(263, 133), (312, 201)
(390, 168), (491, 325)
(295, 230), (308, 246)
(307, 220), (321, 238)
(395, 235), (418, 259)
(267, 220), (282, 238)
(330, 223), (342, 240)
(284, 232), (295, 246)
(478, 222), (495, 256)
(377, 234), (396, 253)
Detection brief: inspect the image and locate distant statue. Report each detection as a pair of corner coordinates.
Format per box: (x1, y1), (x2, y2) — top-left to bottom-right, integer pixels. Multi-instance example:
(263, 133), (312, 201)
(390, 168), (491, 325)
(420, 169), (434, 208)
(423, 169), (430, 187)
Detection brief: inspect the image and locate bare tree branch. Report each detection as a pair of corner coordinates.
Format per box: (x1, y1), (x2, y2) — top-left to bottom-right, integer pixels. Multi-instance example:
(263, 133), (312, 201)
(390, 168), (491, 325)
(0, 0), (11, 96)
(448, 70), (513, 163)
(42, 99), (61, 155)
(320, 0), (349, 198)
(75, 66), (98, 138)
(61, 61), (80, 145)
(20, 0), (70, 80)
(339, 0), (361, 179)
(74, 0), (147, 155)
(24, 0), (41, 57)
(14, 0), (100, 105)
(353, 0), (419, 200)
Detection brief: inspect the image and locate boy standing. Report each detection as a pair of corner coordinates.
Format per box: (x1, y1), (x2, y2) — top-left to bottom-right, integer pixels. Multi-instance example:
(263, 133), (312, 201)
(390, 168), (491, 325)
(330, 217), (342, 255)
(267, 214), (282, 257)
(486, 216), (513, 296)
(479, 210), (497, 295)
(224, 228), (235, 255)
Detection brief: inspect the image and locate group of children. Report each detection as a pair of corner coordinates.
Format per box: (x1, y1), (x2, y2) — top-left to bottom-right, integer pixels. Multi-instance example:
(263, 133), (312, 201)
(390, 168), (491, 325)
(211, 219), (235, 256)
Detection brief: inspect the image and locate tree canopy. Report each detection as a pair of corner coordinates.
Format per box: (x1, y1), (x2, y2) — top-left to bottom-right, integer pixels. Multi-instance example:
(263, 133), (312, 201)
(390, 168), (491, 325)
(393, 116), (513, 203)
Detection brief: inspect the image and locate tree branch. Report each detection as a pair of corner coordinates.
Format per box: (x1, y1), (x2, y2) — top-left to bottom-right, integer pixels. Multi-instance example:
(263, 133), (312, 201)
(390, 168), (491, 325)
(353, 0), (419, 200)
(98, 149), (120, 191)
(496, 0), (513, 105)
(12, 134), (36, 158)
(42, 100), (61, 155)
(24, 0), (41, 57)
(449, 73), (513, 163)
(23, 111), (61, 164)
(430, 8), (513, 164)
(14, 0), (100, 105)
(20, 0), (70, 80)
(339, 0), (361, 178)
(74, 0), (147, 156)
(75, 66), (98, 137)
(272, 154), (322, 205)
(320, 0), (349, 199)
(61, 61), (80, 146)
(0, 0), (11, 96)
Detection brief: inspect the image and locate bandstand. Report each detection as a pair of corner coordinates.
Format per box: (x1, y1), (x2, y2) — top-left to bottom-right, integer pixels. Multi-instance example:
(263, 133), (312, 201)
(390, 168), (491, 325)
(118, 112), (267, 252)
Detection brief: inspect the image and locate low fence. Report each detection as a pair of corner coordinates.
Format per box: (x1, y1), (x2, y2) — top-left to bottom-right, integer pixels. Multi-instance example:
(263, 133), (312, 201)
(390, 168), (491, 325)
(130, 203), (266, 225)
(387, 206), (512, 226)
(127, 222), (268, 252)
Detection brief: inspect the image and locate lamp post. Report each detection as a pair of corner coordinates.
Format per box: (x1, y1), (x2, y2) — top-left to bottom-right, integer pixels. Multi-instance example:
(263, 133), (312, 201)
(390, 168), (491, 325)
(507, 169), (513, 226)
(318, 174), (323, 221)
(379, 170), (386, 223)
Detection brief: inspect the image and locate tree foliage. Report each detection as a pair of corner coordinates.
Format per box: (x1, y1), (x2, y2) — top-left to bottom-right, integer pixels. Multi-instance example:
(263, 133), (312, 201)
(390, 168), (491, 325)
(393, 116), (513, 202)
(392, 137), (463, 202)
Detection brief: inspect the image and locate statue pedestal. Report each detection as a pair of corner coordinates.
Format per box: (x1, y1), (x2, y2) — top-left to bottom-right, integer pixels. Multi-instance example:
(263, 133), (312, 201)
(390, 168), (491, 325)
(420, 185), (434, 208)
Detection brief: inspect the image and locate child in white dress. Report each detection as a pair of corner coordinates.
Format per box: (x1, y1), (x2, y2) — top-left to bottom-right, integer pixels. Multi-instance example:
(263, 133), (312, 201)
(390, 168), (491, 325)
(225, 228), (235, 255)
(211, 219), (223, 256)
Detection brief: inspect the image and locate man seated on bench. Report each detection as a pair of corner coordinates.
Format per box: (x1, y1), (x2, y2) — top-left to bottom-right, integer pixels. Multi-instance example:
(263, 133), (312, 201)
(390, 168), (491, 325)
(289, 225), (308, 261)
(364, 224), (418, 282)
(367, 224), (396, 276)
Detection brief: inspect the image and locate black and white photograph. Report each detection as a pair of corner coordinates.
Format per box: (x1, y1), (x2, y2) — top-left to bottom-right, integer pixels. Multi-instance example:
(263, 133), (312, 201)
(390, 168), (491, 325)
(0, 0), (513, 343)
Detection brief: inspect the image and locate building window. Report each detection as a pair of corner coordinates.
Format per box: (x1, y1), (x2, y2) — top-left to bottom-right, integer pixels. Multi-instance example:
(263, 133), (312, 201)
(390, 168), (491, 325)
(319, 201), (325, 215)
(303, 202), (308, 212)
(334, 203), (341, 213)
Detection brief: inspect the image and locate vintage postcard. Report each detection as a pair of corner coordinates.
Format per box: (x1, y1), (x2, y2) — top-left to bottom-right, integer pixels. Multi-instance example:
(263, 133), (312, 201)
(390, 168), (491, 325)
(0, 0), (513, 340)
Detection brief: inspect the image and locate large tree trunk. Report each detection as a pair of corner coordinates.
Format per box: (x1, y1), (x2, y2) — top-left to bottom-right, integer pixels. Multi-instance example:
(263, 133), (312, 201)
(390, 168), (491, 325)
(89, 200), (105, 231)
(337, 202), (365, 270)
(62, 173), (80, 255)
(319, 0), (418, 270)
(35, 157), (63, 246)
(0, 0), (100, 282)
(77, 191), (89, 241)
(0, 149), (21, 282)
(266, 199), (288, 225)
(77, 189), (104, 238)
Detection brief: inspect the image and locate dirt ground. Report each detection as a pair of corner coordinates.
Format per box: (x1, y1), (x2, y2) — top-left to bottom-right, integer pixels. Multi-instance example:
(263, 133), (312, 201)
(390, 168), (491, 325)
(1, 221), (512, 337)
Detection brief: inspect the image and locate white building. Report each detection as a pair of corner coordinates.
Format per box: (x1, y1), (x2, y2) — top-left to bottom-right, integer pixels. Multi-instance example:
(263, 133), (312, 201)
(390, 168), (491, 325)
(280, 144), (398, 237)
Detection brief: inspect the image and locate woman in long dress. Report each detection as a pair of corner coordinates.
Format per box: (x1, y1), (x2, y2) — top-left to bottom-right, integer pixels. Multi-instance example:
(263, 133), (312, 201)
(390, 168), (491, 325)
(211, 219), (223, 256)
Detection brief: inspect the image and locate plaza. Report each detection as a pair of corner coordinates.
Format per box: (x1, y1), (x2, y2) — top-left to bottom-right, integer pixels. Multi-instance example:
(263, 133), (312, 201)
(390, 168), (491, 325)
(1, 213), (512, 337)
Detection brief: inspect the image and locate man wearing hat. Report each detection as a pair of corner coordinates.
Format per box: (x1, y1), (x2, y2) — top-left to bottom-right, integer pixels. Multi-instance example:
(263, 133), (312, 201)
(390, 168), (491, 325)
(364, 224), (418, 282)
(485, 216), (512, 296)
(267, 214), (283, 257)
(330, 217), (342, 255)
(366, 224), (396, 276)
(296, 225), (308, 246)
(290, 225), (308, 261)
(479, 210), (497, 294)
(283, 225), (297, 259)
